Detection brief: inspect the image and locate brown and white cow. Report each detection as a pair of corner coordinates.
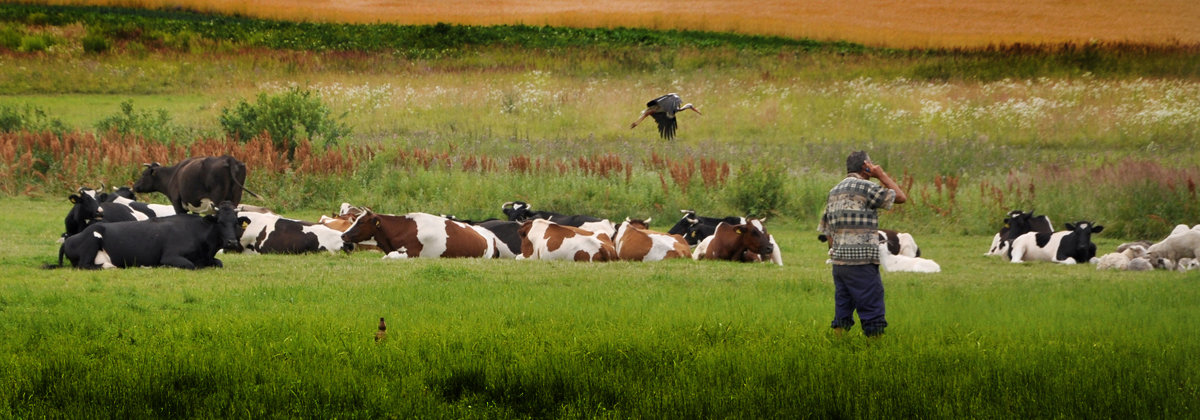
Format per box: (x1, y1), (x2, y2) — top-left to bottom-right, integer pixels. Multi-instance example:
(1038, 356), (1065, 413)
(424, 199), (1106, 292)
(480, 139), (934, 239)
(516, 219), (617, 262)
(318, 204), (381, 252)
(341, 211), (513, 259)
(613, 218), (690, 262)
(692, 221), (775, 263)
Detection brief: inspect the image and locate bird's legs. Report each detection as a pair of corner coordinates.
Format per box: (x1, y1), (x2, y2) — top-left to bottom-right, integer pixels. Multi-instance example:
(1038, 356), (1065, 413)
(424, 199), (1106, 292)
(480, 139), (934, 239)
(630, 109), (652, 128)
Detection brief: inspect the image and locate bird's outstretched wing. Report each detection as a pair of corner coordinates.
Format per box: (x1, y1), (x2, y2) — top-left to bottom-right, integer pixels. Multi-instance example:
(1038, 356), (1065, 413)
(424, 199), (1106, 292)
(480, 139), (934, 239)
(647, 93), (680, 109)
(651, 112), (677, 140)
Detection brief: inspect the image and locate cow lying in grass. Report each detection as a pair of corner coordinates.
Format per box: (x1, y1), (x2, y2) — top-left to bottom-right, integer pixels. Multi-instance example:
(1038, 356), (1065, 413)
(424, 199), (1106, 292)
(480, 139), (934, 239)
(692, 221), (774, 263)
(878, 243), (941, 273)
(517, 218), (616, 262)
(613, 218), (691, 262)
(341, 211), (514, 259)
(58, 201), (246, 270)
(1008, 221), (1103, 264)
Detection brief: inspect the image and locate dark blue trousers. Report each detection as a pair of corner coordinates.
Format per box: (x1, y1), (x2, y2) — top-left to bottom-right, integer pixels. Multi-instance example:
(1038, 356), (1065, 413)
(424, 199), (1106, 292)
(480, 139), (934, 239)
(830, 264), (887, 336)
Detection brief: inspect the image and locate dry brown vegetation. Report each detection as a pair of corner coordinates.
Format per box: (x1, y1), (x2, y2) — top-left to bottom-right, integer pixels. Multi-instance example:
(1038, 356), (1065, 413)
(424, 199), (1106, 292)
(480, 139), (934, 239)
(33, 0), (1200, 48)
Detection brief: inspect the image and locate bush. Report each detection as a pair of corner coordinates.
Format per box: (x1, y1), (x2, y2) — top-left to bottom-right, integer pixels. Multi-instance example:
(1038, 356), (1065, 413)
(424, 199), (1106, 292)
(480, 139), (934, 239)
(727, 164), (790, 218)
(219, 87), (349, 159)
(81, 32), (110, 53)
(0, 104), (68, 134)
(18, 33), (54, 52)
(0, 25), (20, 50)
(95, 100), (187, 143)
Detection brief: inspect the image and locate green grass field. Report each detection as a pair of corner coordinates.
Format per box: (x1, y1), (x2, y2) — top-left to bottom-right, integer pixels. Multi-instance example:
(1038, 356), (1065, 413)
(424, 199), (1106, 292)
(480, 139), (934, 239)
(2, 197), (1198, 417)
(2, 4), (1200, 417)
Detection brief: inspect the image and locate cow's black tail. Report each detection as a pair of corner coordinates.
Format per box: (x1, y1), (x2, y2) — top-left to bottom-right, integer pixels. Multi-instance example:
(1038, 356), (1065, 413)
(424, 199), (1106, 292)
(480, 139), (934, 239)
(42, 241), (67, 269)
(231, 161), (265, 200)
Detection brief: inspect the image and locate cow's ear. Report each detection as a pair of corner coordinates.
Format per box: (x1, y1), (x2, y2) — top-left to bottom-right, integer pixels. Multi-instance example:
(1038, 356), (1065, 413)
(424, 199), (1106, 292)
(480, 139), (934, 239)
(69, 195), (79, 203)
(1092, 225), (1104, 233)
(1065, 223), (1076, 230)
(374, 219), (381, 228)
(239, 217), (251, 229)
(736, 228), (743, 235)
(690, 231), (696, 238)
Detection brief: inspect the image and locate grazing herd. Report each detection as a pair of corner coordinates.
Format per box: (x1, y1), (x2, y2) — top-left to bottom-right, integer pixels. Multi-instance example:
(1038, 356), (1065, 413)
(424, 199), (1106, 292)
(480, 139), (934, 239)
(50, 155), (1199, 274)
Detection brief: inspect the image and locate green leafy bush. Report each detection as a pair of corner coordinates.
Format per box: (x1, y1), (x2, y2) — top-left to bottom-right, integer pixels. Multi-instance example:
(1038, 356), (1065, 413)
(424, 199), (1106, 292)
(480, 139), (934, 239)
(18, 33), (54, 52)
(81, 32), (110, 53)
(0, 104), (67, 134)
(219, 87), (349, 159)
(95, 100), (186, 142)
(727, 164), (790, 218)
(0, 25), (20, 50)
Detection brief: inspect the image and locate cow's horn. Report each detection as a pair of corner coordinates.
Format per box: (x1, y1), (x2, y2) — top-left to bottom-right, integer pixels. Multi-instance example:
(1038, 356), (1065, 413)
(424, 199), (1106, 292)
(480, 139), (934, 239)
(502, 201), (514, 210)
(624, 216), (630, 222)
(645, 217), (652, 224)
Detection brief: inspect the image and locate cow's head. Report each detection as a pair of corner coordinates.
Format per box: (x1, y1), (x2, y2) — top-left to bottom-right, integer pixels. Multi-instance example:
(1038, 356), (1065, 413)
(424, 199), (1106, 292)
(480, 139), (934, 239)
(736, 222), (773, 256)
(64, 189), (103, 235)
(206, 200), (248, 252)
(666, 209), (698, 236)
(1064, 221), (1103, 250)
(111, 186), (137, 201)
(132, 162), (164, 193)
(502, 201), (533, 222)
(342, 212), (380, 244)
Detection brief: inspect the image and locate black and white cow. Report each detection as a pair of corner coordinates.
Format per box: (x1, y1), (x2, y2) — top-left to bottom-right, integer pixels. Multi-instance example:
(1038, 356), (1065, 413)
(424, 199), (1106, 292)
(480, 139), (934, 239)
(63, 188), (104, 238)
(63, 187), (178, 238)
(133, 155), (261, 215)
(58, 201), (247, 270)
(1008, 221), (1103, 264)
(238, 211), (350, 254)
(101, 195), (177, 222)
(667, 210), (746, 246)
(500, 201), (615, 237)
(986, 210), (1054, 256)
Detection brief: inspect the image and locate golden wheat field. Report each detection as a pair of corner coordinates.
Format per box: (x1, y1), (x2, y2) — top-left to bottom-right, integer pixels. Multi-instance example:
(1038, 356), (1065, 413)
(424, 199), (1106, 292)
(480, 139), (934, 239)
(31, 0), (1200, 47)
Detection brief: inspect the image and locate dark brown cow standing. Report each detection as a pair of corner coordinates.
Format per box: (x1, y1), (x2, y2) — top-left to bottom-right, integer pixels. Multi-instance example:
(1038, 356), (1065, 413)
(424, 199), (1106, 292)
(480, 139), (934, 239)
(133, 155), (259, 215)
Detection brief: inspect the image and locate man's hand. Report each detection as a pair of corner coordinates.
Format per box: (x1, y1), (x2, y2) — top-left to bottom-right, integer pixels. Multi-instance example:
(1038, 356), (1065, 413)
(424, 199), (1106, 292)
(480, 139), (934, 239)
(864, 161), (883, 179)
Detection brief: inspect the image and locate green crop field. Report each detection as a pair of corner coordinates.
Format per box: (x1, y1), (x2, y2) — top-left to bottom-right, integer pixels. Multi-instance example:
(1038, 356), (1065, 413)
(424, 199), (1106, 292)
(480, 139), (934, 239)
(2, 4), (1199, 418)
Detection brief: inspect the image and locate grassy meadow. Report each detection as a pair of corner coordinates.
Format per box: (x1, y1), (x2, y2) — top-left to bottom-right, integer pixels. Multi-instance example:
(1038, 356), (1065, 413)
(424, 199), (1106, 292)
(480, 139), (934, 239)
(1, 4), (1200, 417)
(3, 196), (1199, 418)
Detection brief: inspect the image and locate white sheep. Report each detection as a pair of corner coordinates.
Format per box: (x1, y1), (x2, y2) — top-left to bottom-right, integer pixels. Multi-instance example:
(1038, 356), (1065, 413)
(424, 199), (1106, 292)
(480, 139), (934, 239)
(1127, 257), (1154, 271)
(1177, 258), (1199, 272)
(878, 243), (941, 273)
(1096, 252), (1130, 270)
(1146, 230), (1200, 264)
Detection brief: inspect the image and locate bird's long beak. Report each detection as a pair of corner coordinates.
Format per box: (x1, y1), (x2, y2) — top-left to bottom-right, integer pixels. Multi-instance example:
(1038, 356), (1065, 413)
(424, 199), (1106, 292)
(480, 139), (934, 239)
(691, 108), (703, 116)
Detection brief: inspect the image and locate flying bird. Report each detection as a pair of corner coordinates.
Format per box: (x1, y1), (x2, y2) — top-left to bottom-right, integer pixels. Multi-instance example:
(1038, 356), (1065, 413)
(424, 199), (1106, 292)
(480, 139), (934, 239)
(375, 317), (387, 343)
(630, 93), (702, 140)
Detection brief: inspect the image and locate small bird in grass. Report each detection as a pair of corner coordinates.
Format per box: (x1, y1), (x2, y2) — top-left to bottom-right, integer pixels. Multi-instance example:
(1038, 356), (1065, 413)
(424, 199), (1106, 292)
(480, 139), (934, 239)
(375, 317), (387, 343)
(630, 93), (702, 140)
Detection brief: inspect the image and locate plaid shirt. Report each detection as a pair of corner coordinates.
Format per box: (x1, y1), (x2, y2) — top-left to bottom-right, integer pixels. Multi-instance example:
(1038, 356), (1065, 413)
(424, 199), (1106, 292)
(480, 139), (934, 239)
(818, 175), (896, 265)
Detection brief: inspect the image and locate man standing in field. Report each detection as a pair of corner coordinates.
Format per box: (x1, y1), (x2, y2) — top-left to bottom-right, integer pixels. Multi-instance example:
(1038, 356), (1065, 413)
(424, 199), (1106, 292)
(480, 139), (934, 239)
(818, 151), (908, 337)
